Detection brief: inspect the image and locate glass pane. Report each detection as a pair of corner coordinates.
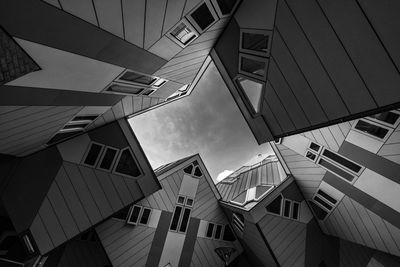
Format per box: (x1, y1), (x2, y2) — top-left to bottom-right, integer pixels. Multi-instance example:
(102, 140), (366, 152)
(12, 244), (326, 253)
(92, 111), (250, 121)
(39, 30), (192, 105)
(100, 148), (118, 170)
(191, 3), (215, 30)
(216, 0), (237, 15)
(232, 190), (247, 204)
(215, 225), (223, 239)
(183, 165), (193, 174)
(128, 206), (141, 224)
(84, 144), (102, 166)
(177, 196), (185, 204)
(206, 223), (214, 237)
(306, 151), (316, 161)
(242, 32), (269, 53)
(63, 123), (89, 129)
(170, 206), (182, 231)
(370, 111), (399, 125)
(283, 200), (291, 217)
(222, 225), (236, 241)
(140, 208), (151, 224)
(193, 166), (203, 177)
(317, 190), (337, 204)
(186, 198), (194, 206)
(292, 202), (299, 220)
(322, 150), (361, 173)
(309, 142), (320, 152)
(237, 77), (263, 113)
(115, 149), (141, 177)
(108, 84), (144, 95)
(318, 158), (354, 182)
(314, 196), (332, 211)
(355, 120), (389, 139)
(120, 71), (156, 85)
(171, 23), (197, 45)
(179, 208), (191, 232)
(266, 195), (282, 215)
(241, 57), (266, 77)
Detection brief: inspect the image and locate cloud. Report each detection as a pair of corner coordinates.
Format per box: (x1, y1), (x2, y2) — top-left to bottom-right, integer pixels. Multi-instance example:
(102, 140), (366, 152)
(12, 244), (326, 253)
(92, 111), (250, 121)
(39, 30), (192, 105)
(216, 170), (234, 183)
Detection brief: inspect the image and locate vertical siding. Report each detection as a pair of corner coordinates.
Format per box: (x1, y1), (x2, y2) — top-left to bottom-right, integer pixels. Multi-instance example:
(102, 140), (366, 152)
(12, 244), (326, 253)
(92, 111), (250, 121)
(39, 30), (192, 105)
(259, 214), (306, 267)
(96, 220), (156, 267)
(323, 196), (400, 257)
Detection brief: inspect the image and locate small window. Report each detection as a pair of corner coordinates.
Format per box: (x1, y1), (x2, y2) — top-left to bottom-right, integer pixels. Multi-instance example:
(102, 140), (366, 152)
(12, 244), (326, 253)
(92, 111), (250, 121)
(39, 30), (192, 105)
(318, 158), (354, 183)
(186, 198), (194, 206)
(292, 202), (300, 220)
(309, 142), (321, 153)
(212, 0), (238, 16)
(193, 166), (203, 177)
(222, 225), (236, 241)
(240, 29), (272, 57)
(232, 213), (244, 233)
(354, 119), (390, 140)
(184, 164), (193, 174)
(139, 208), (151, 225)
(317, 189), (337, 205)
(368, 111), (400, 127)
(206, 223), (215, 238)
(114, 148), (141, 178)
(239, 54), (268, 79)
(188, 2), (217, 32)
(127, 206), (142, 225)
(72, 115), (98, 122)
(274, 138), (282, 144)
(283, 200), (291, 218)
(170, 206), (183, 231)
(98, 147), (118, 171)
(107, 84), (145, 96)
(84, 143), (104, 166)
(215, 225), (223, 239)
(142, 89), (156, 96)
(179, 208), (191, 233)
(314, 196), (332, 211)
(118, 70), (156, 86)
(170, 22), (198, 47)
(266, 194), (282, 215)
(309, 201), (328, 220)
(235, 76), (264, 114)
(153, 78), (168, 88)
(62, 122), (89, 130)
(177, 196), (185, 204)
(321, 149), (362, 174)
(305, 151), (317, 162)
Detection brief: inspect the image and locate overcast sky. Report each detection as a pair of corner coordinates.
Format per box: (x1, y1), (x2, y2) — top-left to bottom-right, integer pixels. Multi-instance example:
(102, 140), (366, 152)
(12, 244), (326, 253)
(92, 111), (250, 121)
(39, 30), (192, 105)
(129, 61), (272, 183)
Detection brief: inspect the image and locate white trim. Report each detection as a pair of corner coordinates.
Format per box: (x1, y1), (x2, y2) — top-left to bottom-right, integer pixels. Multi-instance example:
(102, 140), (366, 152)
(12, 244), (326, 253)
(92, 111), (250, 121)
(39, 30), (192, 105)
(167, 18), (199, 48)
(115, 69), (158, 87)
(96, 146), (119, 172)
(239, 28), (272, 57)
(352, 118), (394, 142)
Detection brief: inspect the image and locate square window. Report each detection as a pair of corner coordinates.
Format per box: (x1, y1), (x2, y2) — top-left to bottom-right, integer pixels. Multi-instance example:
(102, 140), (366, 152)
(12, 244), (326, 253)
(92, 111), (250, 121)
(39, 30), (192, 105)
(309, 142), (321, 153)
(240, 29), (272, 57)
(177, 196), (185, 204)
(83, 143), (104, 167)
(189, 2), (216, 31)
(127, 206), (142, 225)
(239, 54), (267, 79)
(186, 198), (194, 206)
(118, 70), (156, 86)
(170, 22), (198, 47)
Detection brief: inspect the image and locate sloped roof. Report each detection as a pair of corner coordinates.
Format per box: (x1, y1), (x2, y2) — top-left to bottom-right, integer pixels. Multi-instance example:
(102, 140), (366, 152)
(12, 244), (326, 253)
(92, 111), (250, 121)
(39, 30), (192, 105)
(154, 154), (197, 176)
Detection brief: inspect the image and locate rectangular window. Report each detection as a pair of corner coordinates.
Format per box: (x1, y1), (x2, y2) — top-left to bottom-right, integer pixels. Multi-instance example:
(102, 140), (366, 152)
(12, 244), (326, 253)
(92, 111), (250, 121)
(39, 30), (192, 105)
(354, 119), (389, 139)
(118, 70), (156, 86)
(368, 111), (400, 126)
(63, 122), (89, 130)
(305, 150), (317, 162)
(232, 213), (244, 233)
(179, 208), (191, 233)
(186, 198), (194, 206)
(318, 158), (355, 182)
(139, 208), (151, 225)
(170, 22), (198, 47)
(189, 2), (216, 32)
(206, 223), (215, 238)
(170, 206), (183, 231)
(213, 0), (238, 16)
(215, 225), (223, 239)
(127, 206), (142, 225)
(314, 196), (332, 211)
(98, 147), (118, 171)
(292, 202), (300, 220)
(72, 115), (99, 122)
(283, 200), (291, 218)
(266, 194), (282, 215)
(177, 196), (185, 204)
(317, 189), (337, 205)
(309, 142), (321, 153)
(107, 84), (145, 96)
(239, 54), (267, 79)
(83, 143), (104, 166)
(240, 29), (271, 57)
(321, 149), (362, 174)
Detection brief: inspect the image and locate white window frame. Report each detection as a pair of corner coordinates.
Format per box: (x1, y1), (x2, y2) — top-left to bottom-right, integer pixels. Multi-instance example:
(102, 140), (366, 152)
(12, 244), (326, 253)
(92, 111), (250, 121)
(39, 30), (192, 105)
(112, 147), (143, 179)
(186, 0), (219, 34)
(308, 141), (322, 154)
(167, 18), (199, 48)
(96, 146), (119, 172)
(82, 142), (105, 167)
(126, 205), (152, 226)
(304, 149), (318, 163)
(239, 28), (272, 58)
(238, 53), (268, 80)
(115, 69), (158, 87)
(210, 0), (240, 18)
(352, 118), (394, 142)
(320, 147), (364, 176)
(232, 213), (245, 235)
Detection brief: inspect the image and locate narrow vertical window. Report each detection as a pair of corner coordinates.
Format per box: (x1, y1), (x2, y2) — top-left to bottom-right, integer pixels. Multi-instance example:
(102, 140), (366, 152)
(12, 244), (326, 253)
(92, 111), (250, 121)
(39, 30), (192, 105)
(84, 143), (103, 166)
(179, 208), (191, 233)
(206, 223), (215, 238)
(170, 206), (183, 231)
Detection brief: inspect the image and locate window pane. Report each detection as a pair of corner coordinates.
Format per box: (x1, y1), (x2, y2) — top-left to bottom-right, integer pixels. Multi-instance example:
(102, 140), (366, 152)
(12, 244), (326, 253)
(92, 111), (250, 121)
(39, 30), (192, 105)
(108, 84), (144, 95)
(100, 148), (118, 170)
(215, 225), (222, 239)
(128, 206), (141, 224)
(266, 194), (282, 215)
(191, 3), (215, 30)
(309, 142), (320, 152)
(309, 201), (328, 220)
(115, 149), (141, 177)
(314, 196), (332, 211)
(283, 200), (291, 217)
(355, 120), (388, 139)
(232, 190), (247, 205)
(140, 208), (151, 224)
(216, 0), (237, 15)
(222, 225), (236, 241)
(84, 144), (103, 166)
(318, 158), (354, 182)
(242, 32), (269, 53)
(306, 151), (316, 161)
(177, 196), (185, 204)
(241, 57), (266, 77)
(72, 115), (98, 121)
(292, 202), (299, 220)
(171, 23), (197, 45)
(120, 71), (156, 85)
(317, 190), (337, 205)
(370, 111), (399, 125)
(322, 150), (361, 173)
(255, 185), (272, 199)
(237, 77), (263, 113)
(179, 208), (191, 232)
(170, 206), (183, 231)
(193, 166), (203, 177)
(186, 198), (193, 206)
(206, 223), (215, 238)
(183, 165), (193, 174)
(63, 123), (89, 129)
